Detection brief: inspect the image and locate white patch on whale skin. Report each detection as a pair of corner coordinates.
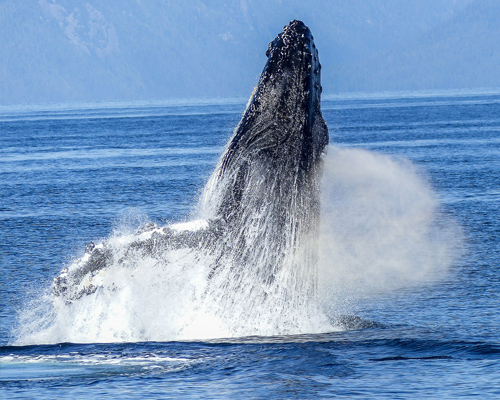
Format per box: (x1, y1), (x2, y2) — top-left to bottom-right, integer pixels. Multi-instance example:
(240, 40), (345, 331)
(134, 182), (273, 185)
(78, 269), (106, 294)
(170, 219), (210, 233)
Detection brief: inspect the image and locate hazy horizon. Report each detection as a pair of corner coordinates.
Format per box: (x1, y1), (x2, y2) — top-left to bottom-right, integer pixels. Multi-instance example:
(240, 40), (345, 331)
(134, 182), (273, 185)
(1, 0), (499, 106)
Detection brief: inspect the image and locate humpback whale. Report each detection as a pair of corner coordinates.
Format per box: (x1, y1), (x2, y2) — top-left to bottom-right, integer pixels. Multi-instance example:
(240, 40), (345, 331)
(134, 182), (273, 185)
(53, 20), (329, 330)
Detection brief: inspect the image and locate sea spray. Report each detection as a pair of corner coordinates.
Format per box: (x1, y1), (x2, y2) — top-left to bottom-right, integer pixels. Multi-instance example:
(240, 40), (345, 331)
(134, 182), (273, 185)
(319, 146), (461, 318)
(13, 146), (461, 345)
(10, 19), (463, 344)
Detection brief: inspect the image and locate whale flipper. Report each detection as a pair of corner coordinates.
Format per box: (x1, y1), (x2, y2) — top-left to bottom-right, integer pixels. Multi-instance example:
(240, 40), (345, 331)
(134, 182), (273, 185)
(52, 219), (224, 302)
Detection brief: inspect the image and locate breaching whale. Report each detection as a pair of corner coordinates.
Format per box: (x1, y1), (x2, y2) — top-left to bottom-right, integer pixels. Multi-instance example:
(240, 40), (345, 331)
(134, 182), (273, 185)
(52, 20), (329, 330)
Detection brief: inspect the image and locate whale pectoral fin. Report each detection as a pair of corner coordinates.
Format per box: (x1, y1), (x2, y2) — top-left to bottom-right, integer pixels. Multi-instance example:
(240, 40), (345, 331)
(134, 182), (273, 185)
(52, 218), (226, 304)
(124, 220), (212, 258)
(129, 218), (225, 255)
(79, 247), (112, 277)
(52, 243), (113, 303)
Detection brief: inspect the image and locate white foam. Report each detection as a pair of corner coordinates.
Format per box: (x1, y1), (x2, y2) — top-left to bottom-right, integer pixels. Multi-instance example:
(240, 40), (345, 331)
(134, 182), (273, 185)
(13, 146), (461, 345)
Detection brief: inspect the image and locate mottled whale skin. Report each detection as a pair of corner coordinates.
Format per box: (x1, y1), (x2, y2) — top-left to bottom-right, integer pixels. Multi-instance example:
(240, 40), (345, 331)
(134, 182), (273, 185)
(53, 20), (329, 304)
(210, 19), (328, 221)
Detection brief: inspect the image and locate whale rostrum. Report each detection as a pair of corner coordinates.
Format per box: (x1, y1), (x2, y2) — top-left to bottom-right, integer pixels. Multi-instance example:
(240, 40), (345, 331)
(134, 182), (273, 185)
(52, 20), (329, 318)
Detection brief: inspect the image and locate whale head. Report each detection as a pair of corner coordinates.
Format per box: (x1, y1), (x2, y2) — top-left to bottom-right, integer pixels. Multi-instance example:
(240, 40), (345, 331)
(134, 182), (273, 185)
(207, 20), (329, 221)
(261, 18), (328, 166)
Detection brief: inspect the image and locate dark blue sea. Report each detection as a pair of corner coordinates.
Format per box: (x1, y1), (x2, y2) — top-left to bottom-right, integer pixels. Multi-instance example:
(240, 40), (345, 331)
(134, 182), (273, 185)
(1, 91), (499, 398)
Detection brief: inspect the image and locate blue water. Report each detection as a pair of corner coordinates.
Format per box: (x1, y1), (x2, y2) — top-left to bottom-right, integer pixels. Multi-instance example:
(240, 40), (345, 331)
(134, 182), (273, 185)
(1, 92), (499, 398)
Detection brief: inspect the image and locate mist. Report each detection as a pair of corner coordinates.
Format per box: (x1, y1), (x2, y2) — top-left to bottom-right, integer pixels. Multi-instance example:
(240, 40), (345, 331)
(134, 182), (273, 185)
(318, 147), (463, 314)
(1, 0), (499, 105)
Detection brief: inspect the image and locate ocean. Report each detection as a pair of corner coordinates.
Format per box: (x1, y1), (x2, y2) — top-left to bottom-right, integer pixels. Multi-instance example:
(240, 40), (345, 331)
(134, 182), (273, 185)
(1, 91), (499, 398)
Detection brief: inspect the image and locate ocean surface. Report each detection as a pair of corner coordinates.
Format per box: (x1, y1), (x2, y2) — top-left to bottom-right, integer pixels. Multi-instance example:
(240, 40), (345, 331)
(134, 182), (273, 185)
(1, 91), (499, 398)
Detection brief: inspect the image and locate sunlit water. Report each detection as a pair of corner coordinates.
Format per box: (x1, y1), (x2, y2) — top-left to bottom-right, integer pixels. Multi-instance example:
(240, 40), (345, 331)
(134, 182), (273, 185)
(1, 91), (499, 398)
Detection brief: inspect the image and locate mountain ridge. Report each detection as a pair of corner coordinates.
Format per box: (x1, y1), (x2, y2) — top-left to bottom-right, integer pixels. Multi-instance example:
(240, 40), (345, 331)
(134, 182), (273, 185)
(2, 0), (497, 105)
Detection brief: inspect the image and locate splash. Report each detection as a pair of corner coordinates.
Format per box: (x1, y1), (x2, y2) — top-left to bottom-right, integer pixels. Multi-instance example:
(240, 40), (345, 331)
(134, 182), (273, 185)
(318, 147), (462, 315)
(13, 146), (461, 345)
